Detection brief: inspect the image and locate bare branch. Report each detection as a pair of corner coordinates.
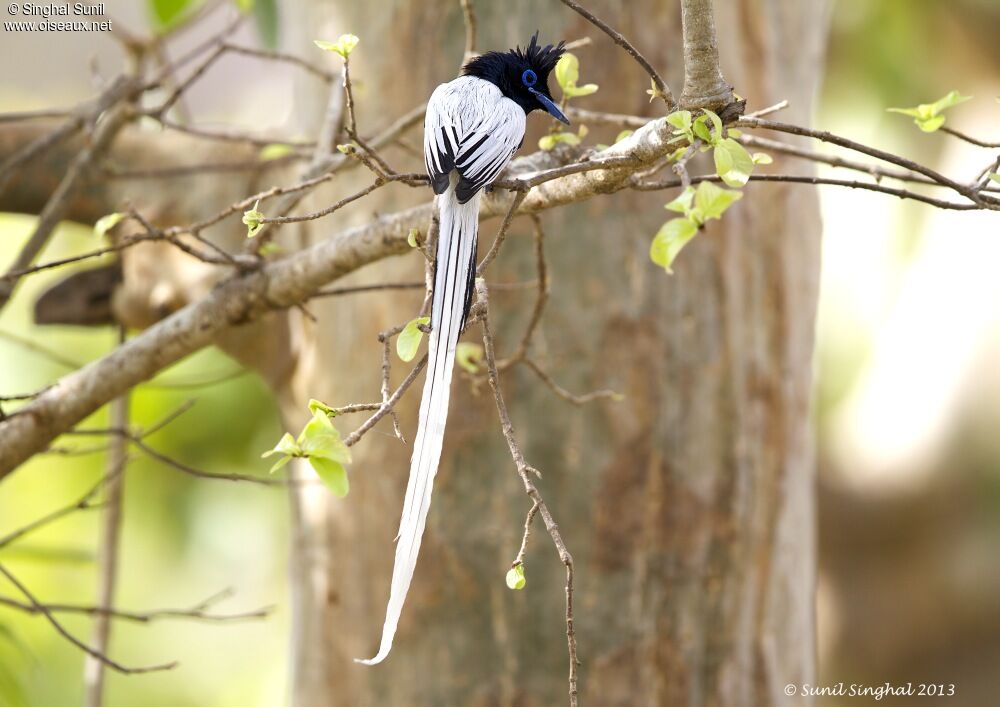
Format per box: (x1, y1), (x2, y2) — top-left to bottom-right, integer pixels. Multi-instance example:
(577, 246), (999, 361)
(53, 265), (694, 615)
(0, 587), (272, 624)
(477, 280), (578, 707)
(221, 43), (335, 83)
(344, 355), (428, 448)
(313, 281), (424, 298)
(459, 0), (477, 64)
(558, 0), (675, 109)
(497, 215), (549, 368)
(737, 117), (999, 209)
(0, 114), (735, 475)
(0, 469), (112, 550)
(84, 354), (129, 707)
(940, 125), (1000, 149)
(0, 76), (142, 311)
(632, 172), (980, 211)
(522, 358), (622, 405)
(0, 563), (177, 675)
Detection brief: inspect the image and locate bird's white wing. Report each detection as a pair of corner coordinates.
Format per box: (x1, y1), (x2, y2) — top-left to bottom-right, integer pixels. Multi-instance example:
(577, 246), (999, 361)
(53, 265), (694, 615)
(424, 76), (526, 203)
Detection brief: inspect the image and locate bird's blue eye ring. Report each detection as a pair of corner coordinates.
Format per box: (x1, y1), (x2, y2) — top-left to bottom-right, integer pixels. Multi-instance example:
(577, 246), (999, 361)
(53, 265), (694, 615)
(521, 69), (537, 87)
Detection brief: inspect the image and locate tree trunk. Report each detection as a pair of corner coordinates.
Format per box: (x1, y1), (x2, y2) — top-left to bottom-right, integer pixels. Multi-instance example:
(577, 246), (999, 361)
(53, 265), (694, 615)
(278, 1), (830, 704)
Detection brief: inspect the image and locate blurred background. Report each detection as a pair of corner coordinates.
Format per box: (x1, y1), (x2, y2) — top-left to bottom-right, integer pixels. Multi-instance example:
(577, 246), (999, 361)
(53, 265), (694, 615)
(1, 0), (999, 705)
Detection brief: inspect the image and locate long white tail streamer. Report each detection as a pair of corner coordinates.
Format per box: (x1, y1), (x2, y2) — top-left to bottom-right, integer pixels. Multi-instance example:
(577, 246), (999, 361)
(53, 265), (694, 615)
(356, 184), (481, 665)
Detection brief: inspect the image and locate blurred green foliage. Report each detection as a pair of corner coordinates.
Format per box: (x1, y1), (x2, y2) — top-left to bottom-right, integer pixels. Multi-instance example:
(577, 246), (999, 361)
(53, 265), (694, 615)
(0, 217), (288, 706)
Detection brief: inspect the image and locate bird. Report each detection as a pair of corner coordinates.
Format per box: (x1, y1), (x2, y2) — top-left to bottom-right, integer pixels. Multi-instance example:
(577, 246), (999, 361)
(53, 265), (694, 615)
(357, 33), (569, 666)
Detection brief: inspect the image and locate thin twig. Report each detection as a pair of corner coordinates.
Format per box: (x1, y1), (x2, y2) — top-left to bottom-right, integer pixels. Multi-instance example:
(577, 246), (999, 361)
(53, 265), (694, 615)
(477, 189), (528, 274)
(0, 563), (178, 675)
(0, 471), (113, 550)
(513, 501), (540, 567)
(84, 345), (129, 707)
(0, 99), (135, 310)
(631, 172), (981, 211)
(737, 117), (998, 209)
(557, 0), (674, 110)
(344, 356), (428, 447)
(498, 215), (549, 368)
(222, 43), (335, 82)
(379, 333), (405, 443)
(522, 358), (621, 405)
(940, 126), (1000, 149)
(0, 108), (76, 123)
(0, 588), (272, 624)
(313, 282), (424, 298)
(460, 0), (477, 64)
(157, 117), (315, 148)
(477, 280), (578, 707)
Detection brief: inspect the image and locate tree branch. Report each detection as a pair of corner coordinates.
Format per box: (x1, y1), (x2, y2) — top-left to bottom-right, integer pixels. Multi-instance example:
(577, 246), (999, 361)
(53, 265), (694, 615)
(84, 360), (129, 707)
(678, 0), (733, 109)
(0, 115), (679, 477)
(558, 0), (675, 109)
(0, 563), (177, 674)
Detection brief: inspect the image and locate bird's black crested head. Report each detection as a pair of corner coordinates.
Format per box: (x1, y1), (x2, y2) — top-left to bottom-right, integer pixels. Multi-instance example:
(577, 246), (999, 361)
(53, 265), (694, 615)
(463, 32), (569, 122)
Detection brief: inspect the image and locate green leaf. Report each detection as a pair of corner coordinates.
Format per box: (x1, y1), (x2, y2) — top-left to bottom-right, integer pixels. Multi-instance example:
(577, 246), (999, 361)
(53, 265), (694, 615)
(397, 316), (430, 362)
(614, 130), (634, 144)
(916, 115), (946, 133)
(268, 455), (292, 474)
(650, 218), (698, 273)
(666, 110), (693, 133)
(553, 53), (598, 101)
(310, 457), (349, 497)
(930, 90), (972, 115)
(147, 0), (198, 32)
(667, 146), (688, 162)
(888, 90), (971, 132)
(988, 173), (1000, 184)
(297, 410), (351, 463)
(664, 187), (695, 214)
(538, 132), (581, 151)
(233, 0), (253, 12)
(564, 83), (599, 98)
(455, 342), (483, 374)
(259, 143), (293, 161)
(315, 34), (360, 59)
(694, 181), (742, 221)
(261, 432), (300, 459)
(94, 213), (124, 240)
(252, 0), (278, 49)
(554, 53), (580, 93)
(646, 77), (668, 104)
(242, 200), (264, 237)
(886, 106), (923, 118)
(258, 242), (282, 256)
(692, 116), (713, 143)
(713, 138), (755, 187)
(751, 152), (773, 165)
(505, 565), (526, 590)
(407, 228), (420, 248)
(308, 398), (338, 417)
(703, 109), (723, 142)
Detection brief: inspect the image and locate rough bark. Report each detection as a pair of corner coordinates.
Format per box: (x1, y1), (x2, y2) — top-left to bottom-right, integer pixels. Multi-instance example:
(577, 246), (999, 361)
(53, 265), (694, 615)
(679, 0), (734, 109)
(285, 1), (829, 705)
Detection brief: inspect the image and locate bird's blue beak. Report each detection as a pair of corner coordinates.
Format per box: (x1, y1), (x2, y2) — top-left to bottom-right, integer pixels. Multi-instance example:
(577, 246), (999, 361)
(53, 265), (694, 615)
(529, 88), (570, 125)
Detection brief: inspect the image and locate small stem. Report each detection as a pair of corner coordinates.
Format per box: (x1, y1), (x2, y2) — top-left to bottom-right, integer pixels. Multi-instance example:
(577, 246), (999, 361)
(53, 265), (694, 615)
(84, 334), (129, 707)
(558, 0), (675, 109)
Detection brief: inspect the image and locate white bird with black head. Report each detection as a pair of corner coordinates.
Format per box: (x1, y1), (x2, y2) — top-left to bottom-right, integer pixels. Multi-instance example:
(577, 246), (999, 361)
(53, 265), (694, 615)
(357, 33), (568, 666)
